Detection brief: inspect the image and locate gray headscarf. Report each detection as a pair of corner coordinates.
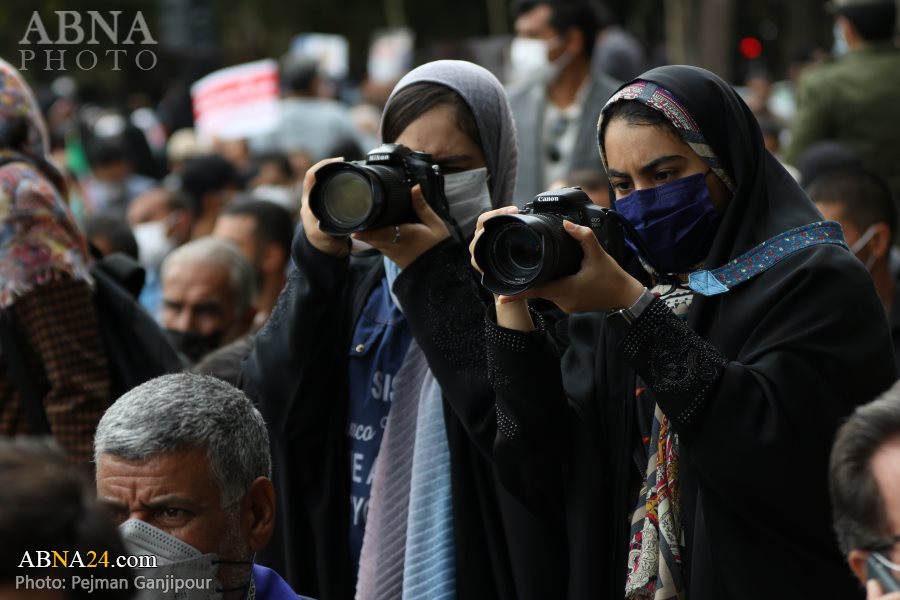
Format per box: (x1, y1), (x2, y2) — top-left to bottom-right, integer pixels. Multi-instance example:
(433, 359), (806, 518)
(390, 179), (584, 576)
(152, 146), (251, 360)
(382, 60), (518, 209)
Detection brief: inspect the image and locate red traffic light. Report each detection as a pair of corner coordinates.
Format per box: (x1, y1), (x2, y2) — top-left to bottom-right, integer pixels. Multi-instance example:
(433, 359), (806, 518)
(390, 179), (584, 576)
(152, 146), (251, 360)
(739, 37), (763, 59)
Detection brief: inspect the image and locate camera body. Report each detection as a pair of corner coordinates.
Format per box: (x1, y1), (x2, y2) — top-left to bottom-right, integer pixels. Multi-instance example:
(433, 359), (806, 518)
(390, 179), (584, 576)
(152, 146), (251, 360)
(308, 143), (447, 235)
(474, 187), (625, 295)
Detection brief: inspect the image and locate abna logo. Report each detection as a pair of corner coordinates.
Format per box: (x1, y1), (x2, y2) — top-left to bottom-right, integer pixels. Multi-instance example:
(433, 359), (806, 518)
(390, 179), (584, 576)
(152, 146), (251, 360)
(18, 11), (158, 72)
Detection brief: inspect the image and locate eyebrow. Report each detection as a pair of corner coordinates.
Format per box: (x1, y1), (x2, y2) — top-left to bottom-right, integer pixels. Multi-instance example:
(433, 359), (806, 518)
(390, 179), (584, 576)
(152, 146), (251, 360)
(97, 495), (202, 512)
(141, 495), (202, 512)
(607, 154), (686, 179)
(97, 497), (126, 511)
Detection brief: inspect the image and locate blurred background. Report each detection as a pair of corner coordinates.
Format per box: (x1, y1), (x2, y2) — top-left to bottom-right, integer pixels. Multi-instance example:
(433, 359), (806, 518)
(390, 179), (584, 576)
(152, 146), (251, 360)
(0, 0), (851, 102)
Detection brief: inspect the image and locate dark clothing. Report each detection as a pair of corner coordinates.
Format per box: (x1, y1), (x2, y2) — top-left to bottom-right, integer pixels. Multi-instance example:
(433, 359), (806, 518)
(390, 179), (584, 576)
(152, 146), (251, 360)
(891, 282), (900, 373)
(253, 564), (311, 600)
(241, 232), (565, 600)
(488, 66), (899, 599)
(240, 234), (378, 600)
(0, 277), (110, 464)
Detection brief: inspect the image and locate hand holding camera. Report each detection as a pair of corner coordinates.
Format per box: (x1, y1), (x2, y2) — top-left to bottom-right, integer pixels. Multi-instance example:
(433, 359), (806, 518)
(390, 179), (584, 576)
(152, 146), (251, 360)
(470, 187), (644, 316)
(352, 185), (450, 269)
(305, 143), (452, 267)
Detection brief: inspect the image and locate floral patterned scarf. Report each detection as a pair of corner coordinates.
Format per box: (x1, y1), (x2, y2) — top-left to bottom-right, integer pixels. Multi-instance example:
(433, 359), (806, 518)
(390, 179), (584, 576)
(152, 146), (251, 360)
(0, 58), (89, 309)
(624, 287), (692, 600)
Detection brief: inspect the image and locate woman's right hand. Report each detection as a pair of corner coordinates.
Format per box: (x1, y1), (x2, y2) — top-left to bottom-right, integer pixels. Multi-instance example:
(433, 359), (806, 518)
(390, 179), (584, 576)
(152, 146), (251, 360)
(300, 157), (351, 257)
(469, 206), (534, 332)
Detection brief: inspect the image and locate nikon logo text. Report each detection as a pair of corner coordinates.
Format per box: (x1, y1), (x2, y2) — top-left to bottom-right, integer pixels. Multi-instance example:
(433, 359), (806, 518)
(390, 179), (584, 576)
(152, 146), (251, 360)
(19, 11), (158, 72)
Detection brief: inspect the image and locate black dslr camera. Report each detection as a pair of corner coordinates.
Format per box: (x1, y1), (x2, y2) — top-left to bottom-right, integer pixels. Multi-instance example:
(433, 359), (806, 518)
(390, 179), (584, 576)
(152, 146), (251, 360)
(473, 187), (626, 295)
(307, 143), (447, 235)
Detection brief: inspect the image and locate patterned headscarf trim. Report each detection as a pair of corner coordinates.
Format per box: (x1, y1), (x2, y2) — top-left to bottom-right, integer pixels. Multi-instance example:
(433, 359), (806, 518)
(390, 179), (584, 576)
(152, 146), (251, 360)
(598, 80), (736, 193)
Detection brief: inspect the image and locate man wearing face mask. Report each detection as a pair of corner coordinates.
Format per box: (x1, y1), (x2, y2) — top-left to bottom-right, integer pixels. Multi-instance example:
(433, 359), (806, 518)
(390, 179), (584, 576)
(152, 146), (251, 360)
(160, 237), (256, 365)
(127, 188), (194, 320)
(94, 373), (310, 600)
(507, 0), (619, 206)
(830, 380), (900, 600)
(785, 0), (900, 204)
(811, 168), (900, 370)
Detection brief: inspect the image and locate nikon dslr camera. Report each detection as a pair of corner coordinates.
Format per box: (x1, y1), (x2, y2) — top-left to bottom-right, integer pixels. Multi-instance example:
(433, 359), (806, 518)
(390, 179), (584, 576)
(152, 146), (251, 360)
(473, 187), (626, 295)
(307, 143), (446, 235)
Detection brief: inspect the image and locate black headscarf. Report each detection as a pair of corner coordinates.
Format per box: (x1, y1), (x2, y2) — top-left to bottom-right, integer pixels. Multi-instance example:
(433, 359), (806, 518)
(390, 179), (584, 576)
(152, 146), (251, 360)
(598, 65), (823, 270)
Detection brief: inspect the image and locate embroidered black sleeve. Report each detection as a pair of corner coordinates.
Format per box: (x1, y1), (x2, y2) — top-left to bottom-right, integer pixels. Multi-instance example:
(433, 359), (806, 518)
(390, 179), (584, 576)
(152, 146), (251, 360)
(394, 239), (490, 380)
(485, 305), (563, 445)
(622, 298), (728, 430)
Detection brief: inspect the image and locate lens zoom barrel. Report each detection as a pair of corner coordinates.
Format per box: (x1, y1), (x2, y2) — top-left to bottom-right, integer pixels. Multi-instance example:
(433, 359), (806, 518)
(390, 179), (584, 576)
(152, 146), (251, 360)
(311, 163), (414, 234)
(479, 213), (584, 295)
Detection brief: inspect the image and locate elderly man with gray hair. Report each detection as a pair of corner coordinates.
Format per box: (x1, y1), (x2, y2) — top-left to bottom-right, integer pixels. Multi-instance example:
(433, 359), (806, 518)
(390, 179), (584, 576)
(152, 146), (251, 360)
(160, 237), (257, 364)
(831, 380), (900, 599)
(94, 373), (309, 600)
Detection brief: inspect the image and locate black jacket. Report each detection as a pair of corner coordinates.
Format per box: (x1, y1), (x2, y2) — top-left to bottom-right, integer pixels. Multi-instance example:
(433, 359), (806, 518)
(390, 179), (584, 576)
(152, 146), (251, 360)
(241, 230), (566, 600)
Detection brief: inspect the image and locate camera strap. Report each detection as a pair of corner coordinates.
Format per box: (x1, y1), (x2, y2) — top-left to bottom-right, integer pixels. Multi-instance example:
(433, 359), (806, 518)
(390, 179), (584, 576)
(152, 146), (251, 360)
(686, 221), (847, 296)
(606, 211), (682, 287)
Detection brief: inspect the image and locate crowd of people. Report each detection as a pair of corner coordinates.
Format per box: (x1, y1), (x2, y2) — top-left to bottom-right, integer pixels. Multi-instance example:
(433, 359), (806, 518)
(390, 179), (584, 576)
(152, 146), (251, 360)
(2, 0), (900, 598)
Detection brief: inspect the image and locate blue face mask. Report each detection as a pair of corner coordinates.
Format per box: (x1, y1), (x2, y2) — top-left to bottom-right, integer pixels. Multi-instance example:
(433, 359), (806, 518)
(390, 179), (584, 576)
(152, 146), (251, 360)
(614, 171), (722, 274)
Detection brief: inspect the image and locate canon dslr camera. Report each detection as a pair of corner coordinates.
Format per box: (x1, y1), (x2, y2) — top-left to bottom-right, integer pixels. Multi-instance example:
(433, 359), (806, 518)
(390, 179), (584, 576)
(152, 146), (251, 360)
(473, 187), (626, 295)
(307, 143), (446, 235)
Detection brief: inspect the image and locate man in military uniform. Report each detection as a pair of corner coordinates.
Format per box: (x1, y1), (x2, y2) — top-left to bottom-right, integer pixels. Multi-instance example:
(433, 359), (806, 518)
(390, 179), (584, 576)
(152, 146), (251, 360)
(785, 0), (900, 204)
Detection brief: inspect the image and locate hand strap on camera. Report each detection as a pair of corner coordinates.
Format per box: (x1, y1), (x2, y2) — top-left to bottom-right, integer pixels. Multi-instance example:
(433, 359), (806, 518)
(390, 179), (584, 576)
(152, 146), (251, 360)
(686, 220), (847, 296)
(605, 211), (683, 287)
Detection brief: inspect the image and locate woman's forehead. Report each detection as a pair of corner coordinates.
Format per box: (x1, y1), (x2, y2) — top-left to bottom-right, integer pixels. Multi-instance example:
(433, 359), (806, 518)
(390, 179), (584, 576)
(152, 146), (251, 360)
(603, 119), (695, 169)
(395, 103), (482, 161)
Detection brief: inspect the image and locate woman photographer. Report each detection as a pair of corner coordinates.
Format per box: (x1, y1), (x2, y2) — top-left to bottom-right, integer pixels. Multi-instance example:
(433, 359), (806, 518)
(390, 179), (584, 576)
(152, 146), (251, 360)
(472, 65), (897, 599)
(241, 60), (560, 599)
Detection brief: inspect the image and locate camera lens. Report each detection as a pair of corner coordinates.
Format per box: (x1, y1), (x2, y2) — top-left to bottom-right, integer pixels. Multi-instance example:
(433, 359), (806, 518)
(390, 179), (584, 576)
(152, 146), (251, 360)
(475, 212), (588, 295)
(497, 225), (542, 277)
(320, 171), (374, 229)
(490, 223), (543, 284)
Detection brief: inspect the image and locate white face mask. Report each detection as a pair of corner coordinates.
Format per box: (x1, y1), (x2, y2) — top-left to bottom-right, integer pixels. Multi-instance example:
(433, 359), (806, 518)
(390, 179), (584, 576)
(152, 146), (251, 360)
(509, 37), (570, 85)
(119, 519), (252, 600)
(133, 219), (176, 273)
(850, 225), (878, 271)
(443, 167), (491, 238)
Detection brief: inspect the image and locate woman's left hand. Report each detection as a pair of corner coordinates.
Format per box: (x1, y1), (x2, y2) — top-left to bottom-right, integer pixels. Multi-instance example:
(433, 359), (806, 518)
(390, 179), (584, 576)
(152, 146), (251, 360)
(499, 220), (646, 314)
(352, 184), (450, 269)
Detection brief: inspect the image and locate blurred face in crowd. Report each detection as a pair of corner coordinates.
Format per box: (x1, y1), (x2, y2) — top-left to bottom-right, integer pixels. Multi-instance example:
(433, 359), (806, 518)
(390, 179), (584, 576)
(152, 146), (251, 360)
(515, 4), (565, 60)
(847, 438), (900, 587)
(213, 214), (271, 291)
(161, 258), (254, 359)
(96, 447), (273, 600)
(815, 202), (890, 272)
(393, 103), (486, 177)
(91, 158), (131, 184)
(251, 161), (292, 188)
(214, 215), (258, 265)
(127, 189), (191, 246)
(603, 117), (730, 212)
